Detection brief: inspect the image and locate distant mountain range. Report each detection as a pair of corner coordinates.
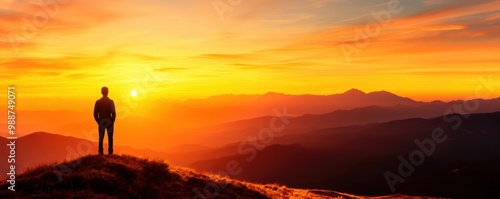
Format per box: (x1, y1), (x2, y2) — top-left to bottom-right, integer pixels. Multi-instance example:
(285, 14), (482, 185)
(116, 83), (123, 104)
(3, 111), (500, 198)
(189, 111), (500, 198)
(5, 89), (500, 149)
(181, 97), (500, 147)
(2, 90), (500, 198)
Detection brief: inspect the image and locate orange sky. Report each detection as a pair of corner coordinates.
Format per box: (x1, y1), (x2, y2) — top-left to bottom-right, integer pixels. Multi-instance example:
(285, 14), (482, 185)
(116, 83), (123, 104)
(1, 0), (499, 110)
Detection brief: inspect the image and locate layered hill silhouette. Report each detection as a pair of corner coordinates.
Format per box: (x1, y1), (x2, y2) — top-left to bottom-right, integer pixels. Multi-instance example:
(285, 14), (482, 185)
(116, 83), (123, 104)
(190, 111), (500, 198)
(174, 98), (500, 147)
(3, 112), (499, 198)
(2, 90), (499, 198)
(0, 155), (432, 198)
(176, 89), (418, 122)
(7, 97), (500, 172)
(7, 89), (500, 150)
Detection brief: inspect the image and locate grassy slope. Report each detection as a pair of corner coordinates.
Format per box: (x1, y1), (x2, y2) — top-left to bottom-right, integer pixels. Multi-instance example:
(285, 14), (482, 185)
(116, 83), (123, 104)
(0, 155), (436, 199)
(0, 155), (351, 198)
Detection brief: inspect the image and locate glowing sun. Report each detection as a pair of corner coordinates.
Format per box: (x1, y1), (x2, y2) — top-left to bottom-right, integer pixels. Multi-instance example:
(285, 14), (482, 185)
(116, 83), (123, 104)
(131, 90), (138, 97)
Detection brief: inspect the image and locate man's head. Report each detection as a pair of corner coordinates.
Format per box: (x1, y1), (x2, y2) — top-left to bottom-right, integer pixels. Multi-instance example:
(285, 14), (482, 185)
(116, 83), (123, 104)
(101, 87), (109, 97)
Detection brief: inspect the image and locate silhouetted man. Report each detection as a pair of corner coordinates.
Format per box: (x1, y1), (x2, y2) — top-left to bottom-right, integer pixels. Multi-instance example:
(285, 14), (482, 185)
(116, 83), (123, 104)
(94, 87), (116, 155)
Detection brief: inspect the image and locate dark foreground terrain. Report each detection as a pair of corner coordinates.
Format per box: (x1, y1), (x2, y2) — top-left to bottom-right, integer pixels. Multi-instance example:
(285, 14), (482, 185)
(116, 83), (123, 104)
(0, 155), (442, 199)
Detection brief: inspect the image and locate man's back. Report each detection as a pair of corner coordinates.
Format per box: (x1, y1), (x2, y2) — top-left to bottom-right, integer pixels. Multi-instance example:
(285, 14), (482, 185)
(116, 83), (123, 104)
(95, 86), (116, 155)
(94, 97), (116, 122)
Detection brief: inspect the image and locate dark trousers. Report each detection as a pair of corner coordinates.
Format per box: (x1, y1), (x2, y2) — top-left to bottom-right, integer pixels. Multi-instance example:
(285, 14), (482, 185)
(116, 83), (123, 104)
(98, 119), (114, 155)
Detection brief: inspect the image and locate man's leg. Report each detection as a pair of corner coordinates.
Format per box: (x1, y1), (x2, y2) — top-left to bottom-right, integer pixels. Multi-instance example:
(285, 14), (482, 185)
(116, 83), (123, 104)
(107, 124), (114, 155)
(98, 124), (105, 155)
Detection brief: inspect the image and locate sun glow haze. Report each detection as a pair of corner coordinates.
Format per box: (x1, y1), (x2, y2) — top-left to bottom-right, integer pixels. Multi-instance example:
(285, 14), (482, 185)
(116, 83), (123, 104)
(131, 90), (138, 97)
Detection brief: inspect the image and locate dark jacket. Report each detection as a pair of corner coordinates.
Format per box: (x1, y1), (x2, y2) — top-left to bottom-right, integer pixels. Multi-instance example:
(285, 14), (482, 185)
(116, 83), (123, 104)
(94, 97), (116, 123)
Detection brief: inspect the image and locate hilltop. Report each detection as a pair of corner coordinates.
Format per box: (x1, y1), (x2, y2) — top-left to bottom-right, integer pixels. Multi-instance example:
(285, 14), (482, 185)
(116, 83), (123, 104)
(0, 155), (437, 199)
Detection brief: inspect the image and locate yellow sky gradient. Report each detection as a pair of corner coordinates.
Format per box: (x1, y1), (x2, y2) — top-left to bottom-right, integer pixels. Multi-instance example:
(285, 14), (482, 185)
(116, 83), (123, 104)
(1, 0), (500, 111)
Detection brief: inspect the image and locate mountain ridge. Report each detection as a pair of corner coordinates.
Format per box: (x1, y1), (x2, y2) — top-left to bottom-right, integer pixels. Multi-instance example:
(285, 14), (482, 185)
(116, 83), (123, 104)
(190, 111), (500, 197)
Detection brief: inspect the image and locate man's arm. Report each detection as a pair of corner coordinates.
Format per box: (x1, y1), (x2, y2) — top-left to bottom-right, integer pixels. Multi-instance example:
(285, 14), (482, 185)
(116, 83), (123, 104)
(93, 101), (99, 123)
(111, 100), (116, 122)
